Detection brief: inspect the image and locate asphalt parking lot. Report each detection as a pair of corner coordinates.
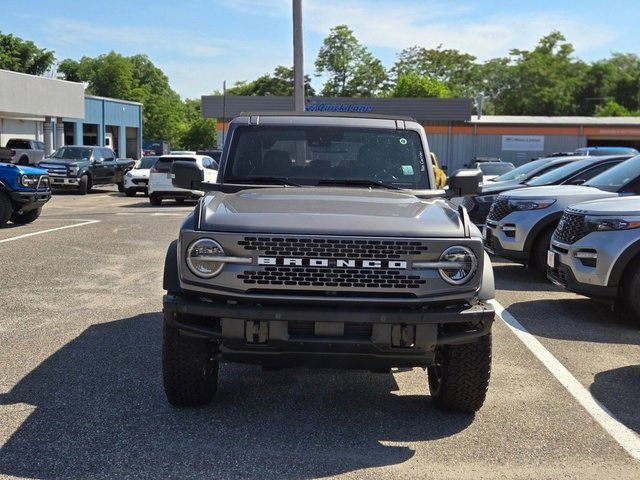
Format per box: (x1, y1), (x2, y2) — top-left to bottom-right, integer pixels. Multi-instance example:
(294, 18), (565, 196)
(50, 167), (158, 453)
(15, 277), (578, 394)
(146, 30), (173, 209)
(0, 188), (639, 479)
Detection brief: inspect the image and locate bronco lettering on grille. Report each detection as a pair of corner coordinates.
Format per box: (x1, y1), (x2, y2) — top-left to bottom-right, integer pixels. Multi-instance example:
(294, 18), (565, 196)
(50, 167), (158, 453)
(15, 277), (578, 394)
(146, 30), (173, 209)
(257, 257), (408, 269)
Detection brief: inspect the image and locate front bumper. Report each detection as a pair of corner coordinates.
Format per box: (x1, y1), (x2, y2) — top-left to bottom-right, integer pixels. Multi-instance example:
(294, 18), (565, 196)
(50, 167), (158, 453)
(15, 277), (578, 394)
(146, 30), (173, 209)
(49, 176), (80, 187)
(124, 178), (148, 191)
(483, 220), (529, 261)
(9, 189), (51, 212)
(163, 294), (494, 368)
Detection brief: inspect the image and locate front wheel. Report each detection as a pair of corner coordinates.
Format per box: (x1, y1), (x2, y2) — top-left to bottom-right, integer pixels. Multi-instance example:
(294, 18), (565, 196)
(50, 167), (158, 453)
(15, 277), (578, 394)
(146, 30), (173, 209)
(532, 227), (555, 273)
(0, 192), (12, 227)
(124, 189), (136, 197)
(149, 194), (162, 206)
(10, 207), (42, 225)
(117, 181), (125, 192)
(162, 322), (218, 407)
(620, 259), (640, 326)
(428, 334), (492, 413)
(78, 175), (89, 195)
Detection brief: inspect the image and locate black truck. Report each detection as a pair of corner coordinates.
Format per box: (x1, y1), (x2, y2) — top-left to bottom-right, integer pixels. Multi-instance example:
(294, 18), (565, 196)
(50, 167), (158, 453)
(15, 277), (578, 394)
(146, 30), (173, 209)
(38, 146), (135, 195)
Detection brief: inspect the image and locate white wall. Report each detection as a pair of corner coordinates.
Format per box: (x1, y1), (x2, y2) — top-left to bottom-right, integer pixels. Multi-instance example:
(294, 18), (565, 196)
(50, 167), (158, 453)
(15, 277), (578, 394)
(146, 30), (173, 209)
(0, 117), (43, 147)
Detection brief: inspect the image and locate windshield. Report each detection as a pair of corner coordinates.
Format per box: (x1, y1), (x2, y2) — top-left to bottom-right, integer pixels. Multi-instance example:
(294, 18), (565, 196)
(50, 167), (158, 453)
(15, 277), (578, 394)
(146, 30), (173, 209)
(584, 155), (640, 192)
(478, 163), (514, 176)
(136, 157), (158, 169)
(526, 158), (595, 186)
(491, 159), (550, 182)
(50, 147), (92, 161)
(155, 156), (195, 172)
(224, 126), (428, 188)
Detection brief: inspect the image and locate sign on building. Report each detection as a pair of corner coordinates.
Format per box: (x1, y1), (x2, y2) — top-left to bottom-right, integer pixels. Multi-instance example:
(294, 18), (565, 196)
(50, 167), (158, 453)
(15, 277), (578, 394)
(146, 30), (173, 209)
(502, 135), (544, 151)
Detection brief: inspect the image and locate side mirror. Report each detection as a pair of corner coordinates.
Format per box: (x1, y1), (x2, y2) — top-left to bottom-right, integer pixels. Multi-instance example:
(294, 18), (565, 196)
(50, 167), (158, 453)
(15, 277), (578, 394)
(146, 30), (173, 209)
(171, 161), (204, 190)
(92, 158), (103, 164)
(446, 169), (482, 197)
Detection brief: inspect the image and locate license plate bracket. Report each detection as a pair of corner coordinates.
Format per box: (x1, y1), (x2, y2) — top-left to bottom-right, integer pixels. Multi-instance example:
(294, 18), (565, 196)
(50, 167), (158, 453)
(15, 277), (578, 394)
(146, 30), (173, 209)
(547, 250), (557, 268)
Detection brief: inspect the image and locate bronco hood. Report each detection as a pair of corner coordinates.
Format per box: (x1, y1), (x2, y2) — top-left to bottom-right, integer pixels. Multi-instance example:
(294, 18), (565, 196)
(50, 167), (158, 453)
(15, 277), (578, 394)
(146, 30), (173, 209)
(199, 187), (466, 237)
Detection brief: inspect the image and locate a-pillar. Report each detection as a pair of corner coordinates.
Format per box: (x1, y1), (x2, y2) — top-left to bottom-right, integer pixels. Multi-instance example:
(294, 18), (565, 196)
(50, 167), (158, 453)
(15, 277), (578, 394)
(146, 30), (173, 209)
(55, 117), (65, 149)
(43, 116), (53, 155)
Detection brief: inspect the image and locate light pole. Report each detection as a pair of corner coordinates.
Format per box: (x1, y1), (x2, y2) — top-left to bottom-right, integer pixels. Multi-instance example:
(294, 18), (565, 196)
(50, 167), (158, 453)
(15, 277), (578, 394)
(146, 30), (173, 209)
(292, 0), (304, 112)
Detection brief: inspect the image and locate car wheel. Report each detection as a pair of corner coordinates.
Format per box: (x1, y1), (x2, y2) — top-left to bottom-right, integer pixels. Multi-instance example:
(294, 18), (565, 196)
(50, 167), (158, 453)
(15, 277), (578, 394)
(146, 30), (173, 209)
(0, 191), (12, 227)
(532, 226), (555, 273)
(78, 175), (89, 195)
(124, 189), (136, 197)
(18, 156), (29, 165)
(117, 181), (125, 192)
(620, 258), (640, 326)
(149, 194), (162, 206)
(162, 321), (218, 407)
(428, 333), (492, 413)
(175, 198), (185, 205)
(10, 207), (42, 225)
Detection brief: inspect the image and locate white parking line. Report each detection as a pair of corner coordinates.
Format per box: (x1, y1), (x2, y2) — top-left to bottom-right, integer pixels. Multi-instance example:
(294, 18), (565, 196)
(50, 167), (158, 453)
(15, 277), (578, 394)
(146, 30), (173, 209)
(0, 220), (100, 244)
(491, 299), (640, 462)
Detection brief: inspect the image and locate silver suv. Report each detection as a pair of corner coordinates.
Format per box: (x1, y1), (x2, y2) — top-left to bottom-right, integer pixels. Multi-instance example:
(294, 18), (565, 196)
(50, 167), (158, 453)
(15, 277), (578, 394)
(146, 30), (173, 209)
(547, 196), (640, 325)
(161, 113), (495, 413)
(484, 155), (640, 271)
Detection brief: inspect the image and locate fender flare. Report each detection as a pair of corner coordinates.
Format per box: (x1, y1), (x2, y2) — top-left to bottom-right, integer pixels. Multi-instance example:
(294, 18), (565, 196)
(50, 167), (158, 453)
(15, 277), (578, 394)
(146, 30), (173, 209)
(522, 211), (564, 256)
(608, 238), (640, 287)
(163, 239), (182, 293)
(478, 251), (495, 301)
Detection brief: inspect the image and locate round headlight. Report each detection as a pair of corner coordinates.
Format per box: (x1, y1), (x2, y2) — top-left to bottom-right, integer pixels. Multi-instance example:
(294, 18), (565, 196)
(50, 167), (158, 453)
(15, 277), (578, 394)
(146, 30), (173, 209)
(186, 238), (225, 278)
(438, 246), (478, 285)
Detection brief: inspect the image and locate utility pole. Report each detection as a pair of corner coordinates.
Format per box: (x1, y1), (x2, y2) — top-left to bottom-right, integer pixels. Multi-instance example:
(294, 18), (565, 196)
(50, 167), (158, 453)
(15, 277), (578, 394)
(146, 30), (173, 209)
(292, 0), (304, 112)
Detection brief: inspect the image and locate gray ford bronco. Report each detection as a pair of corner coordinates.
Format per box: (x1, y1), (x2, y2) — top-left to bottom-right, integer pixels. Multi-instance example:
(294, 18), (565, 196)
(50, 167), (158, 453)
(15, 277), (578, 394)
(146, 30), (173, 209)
(162, 113), (495, 413)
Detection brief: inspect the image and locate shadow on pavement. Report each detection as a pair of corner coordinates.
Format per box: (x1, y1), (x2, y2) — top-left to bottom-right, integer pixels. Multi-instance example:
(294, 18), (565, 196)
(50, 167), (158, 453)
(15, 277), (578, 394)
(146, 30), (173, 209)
(0, 313), (473, 479)
(492, 262), (561, 293)
(506, 298), (640, 345)
(591, 365), (640, 434)
(118, 200), (197, 209)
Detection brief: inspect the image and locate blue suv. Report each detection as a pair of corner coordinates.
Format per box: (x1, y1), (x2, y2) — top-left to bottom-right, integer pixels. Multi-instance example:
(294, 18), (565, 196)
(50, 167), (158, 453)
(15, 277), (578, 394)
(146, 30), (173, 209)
(0, 162), (51, 227)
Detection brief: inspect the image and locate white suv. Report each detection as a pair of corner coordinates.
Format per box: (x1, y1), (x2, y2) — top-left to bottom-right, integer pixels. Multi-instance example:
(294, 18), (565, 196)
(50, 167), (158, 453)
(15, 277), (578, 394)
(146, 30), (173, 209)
(148, 155), (218, 205)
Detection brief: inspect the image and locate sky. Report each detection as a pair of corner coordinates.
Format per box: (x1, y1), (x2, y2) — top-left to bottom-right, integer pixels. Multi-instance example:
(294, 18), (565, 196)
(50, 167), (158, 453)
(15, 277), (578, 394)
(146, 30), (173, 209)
(2, 0), (639, 99)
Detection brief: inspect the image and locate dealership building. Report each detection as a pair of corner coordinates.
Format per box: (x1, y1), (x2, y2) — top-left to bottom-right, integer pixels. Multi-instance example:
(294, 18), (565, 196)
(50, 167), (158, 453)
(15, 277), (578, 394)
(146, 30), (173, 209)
(0, 69), (143, 158)
(201, 95), (640, 170)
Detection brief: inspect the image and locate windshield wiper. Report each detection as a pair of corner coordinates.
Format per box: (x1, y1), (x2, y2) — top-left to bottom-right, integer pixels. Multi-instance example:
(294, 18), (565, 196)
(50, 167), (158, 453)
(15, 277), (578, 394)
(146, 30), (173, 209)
(234, 176), (302, 187)
(317, 179), (403, 190)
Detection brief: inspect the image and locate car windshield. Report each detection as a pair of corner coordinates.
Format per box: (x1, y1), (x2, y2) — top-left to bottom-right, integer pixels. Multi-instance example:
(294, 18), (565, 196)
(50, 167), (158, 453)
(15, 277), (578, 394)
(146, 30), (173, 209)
(136, 157), (158, 169)
(478, 163), (514, 176)
(584, 155), (640, 192)
(491, 159), (550, 182)
(224, 126), (428, 189)
(526, 158), (595, 186)
(50, 147), (92, 161)
(155, 156), (196, 172)
(576, 147), (639, 156)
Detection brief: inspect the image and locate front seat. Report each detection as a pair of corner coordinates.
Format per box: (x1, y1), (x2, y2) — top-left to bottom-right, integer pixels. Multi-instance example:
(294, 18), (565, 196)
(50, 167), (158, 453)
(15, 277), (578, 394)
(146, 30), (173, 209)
(256, 150), (292, 176)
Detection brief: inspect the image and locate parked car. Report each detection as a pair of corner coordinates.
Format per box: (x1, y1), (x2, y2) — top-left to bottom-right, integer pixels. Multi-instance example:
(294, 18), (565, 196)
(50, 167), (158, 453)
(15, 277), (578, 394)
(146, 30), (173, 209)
(0, 161), (51, 226)
(0, 138), (46, 165)
(463, 156), (585, 226)
(123, 156), (159, 196)
(161, 112), (494, 413)
(548, 196), (640, 325)
(483, 155), (640, 271)
(575, 146), (639, 156)
(196, 150), (222, 165)
(430, 152), (447, 188)
(148, 154), (217, 205)
(169, 150), (197, 155)
(38, 146), (135, 195)
(476, 162), (515, 182)
(465, 156), (501, 167)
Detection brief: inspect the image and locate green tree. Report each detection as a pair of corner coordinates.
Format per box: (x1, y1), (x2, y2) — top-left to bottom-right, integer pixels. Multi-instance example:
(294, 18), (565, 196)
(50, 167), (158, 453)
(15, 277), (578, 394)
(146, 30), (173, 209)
(0, 31), (55, 75)
(226, 65), (316, 96)
(494, 31), (588, 115)
(180, 98), (217, 150)
(314, 25), (387, 96)
(391, 72), (451, 98)
(392, 45), (479, 97)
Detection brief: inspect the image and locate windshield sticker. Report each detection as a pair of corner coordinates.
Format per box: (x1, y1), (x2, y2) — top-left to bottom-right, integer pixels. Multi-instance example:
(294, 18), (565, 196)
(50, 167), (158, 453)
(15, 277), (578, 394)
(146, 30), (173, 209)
(402, 165), (414, 176)
(399, 138), (407, 145)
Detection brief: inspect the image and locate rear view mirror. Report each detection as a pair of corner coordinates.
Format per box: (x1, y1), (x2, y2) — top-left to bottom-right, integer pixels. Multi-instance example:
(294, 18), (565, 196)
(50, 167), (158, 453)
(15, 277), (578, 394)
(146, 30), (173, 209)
(446, 169), (482, 197)
(171, 161), (203, 190)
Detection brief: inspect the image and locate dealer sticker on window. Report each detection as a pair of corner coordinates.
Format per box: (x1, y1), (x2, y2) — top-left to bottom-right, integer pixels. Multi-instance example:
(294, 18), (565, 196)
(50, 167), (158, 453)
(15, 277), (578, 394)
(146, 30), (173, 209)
(401, 165), (414, 175)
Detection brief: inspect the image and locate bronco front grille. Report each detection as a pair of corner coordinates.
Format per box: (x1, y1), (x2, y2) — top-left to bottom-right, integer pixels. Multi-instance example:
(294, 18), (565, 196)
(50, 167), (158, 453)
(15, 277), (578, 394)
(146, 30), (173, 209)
(238, 266), (426, 289)
(554, 212), (588, 244)
(487, 198), (510, 222)
(238, 237), (429, 259)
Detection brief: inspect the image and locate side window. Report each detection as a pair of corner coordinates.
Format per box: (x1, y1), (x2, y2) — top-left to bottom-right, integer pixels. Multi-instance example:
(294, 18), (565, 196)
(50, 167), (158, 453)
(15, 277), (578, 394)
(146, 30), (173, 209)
(92, 149), (103, 162)
(202, 158), (212, 169)
(37, 142), (45, 150)
(577, 162), (619, 182)
(103, 148), (114, 161)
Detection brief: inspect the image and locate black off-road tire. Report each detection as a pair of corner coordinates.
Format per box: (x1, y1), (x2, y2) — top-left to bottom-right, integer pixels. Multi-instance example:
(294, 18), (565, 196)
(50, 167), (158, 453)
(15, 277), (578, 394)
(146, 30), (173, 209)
(620, 259), (640, 326)
(428, 334), (492, 413)
(175, 197), (185, 205)
(149, 193), (162, 206)
(19, 156), (29, 165)
(78, 174), (89, 195)
(0, 191), (13, 227)
(124, 188), (136, 197)
(162, 321), (218, 407)
(532, 226), (555, 273)
(10, 207), (42, 225)
(117, 181), (125, 192)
